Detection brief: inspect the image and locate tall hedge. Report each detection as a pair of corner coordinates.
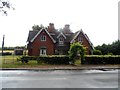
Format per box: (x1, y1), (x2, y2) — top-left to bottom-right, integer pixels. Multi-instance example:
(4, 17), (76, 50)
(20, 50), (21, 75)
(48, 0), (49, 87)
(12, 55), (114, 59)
(19, 55), (120, 65)
(84, 55), (120, 64)
(19, 55), (71, 65)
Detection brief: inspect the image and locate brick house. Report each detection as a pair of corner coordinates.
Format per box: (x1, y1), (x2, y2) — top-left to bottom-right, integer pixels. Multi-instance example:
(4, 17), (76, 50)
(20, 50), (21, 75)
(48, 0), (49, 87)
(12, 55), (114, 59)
(27, 23), (94, 56)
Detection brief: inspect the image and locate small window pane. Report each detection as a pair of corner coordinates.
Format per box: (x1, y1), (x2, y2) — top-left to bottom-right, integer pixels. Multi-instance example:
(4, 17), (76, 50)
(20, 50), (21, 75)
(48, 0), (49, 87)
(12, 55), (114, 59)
(78, 37), (83, 43)
(41, 35), (46, 41)
(59, 37), (64, 45)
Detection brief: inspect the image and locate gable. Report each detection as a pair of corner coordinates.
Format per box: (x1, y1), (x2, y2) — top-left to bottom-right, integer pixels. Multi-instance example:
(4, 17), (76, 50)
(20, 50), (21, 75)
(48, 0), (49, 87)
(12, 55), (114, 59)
(30, 28), (56, 43)
(70, 29), (94, 49)
(57, 32), (66, 39)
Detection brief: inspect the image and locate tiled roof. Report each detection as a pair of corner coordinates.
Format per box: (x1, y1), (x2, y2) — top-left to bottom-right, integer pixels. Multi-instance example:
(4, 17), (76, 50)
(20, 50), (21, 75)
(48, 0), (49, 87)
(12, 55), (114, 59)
(27, 30), (39, 42)
(27, 28), (93, 49)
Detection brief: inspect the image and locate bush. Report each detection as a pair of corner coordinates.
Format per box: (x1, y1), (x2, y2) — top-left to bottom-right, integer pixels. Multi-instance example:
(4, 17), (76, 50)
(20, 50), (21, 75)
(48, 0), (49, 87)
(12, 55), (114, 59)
(19, 55), (71, 65)
(1, 52), (12, 56)
(93, 49), (102, 55)
(68, 42), (86, 64)
(84, 55), (120, 64)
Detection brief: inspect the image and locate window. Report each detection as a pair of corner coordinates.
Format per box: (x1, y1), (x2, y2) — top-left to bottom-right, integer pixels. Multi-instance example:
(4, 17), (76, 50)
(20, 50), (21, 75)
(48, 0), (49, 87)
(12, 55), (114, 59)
(59, 37), (64, 45)
(78, 37), (83, 43)
(40, 35), (46, 41)
(40, 47), (46, 55)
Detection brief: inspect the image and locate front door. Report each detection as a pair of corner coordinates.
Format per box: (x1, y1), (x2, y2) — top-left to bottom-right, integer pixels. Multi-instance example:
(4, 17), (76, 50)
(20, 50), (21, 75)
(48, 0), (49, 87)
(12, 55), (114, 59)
(40, 48), (46, 55)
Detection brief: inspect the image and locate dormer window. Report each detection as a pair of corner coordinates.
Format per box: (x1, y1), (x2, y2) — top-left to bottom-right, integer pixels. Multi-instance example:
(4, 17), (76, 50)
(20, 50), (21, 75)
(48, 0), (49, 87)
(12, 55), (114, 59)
(59, 37), (64, 45)
(40, 35), (46, 41)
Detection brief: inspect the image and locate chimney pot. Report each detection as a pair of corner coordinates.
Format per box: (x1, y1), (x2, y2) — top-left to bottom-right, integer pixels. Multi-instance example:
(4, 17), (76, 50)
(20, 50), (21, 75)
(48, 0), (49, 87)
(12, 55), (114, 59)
(48, 23), (55, 32)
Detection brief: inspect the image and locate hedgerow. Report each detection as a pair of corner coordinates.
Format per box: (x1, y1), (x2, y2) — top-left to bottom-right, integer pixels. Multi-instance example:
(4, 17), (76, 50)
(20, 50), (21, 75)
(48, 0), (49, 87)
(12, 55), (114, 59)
(18, 55), (120, 65)
(84, 55), (120, 64)
(18, 55), (71, 65)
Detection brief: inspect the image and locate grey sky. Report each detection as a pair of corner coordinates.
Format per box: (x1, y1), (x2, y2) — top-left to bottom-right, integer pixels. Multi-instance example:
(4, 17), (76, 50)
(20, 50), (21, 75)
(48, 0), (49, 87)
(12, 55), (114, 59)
(0, 0), (119, 47)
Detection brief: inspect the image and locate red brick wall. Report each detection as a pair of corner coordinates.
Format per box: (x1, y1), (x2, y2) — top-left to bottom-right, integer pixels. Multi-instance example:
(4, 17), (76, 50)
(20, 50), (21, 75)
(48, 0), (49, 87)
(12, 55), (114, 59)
(28, 49), (32, 56)
(75, 33), (91, 55)
(30, 30), (55, 56)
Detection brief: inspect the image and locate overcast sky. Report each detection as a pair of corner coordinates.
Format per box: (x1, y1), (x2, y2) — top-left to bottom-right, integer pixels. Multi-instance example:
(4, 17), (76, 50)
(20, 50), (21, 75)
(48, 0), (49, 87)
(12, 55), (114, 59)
(0, 0), (119, 47)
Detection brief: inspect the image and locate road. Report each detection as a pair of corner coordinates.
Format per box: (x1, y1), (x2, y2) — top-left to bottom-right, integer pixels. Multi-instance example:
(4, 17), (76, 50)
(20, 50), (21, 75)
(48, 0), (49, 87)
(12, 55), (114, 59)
(0, 69), (119, 88)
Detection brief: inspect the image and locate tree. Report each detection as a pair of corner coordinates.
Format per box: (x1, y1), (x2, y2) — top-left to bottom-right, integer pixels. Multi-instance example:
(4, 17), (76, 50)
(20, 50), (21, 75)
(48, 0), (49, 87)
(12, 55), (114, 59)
(93, 49), (102, 55)
(68, 42), (86, 64)
(95, 40), (120, 55)
(0, 0), (14, 15)
(32, 24), (44, 31)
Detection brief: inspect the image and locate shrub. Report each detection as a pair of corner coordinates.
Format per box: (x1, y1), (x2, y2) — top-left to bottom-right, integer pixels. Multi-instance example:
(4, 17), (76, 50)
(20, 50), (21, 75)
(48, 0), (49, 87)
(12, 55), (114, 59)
(84, 55), (120, 64)
(19, 55), (71, 65)
(1, 52), (12, 56)
(68, 42), (86, 64)
(93, 49), (102, 55)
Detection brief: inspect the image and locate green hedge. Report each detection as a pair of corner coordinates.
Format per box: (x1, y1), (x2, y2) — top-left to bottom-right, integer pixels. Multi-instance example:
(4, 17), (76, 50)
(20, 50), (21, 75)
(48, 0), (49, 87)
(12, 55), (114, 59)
(18, 55), (71, 65)
(18, 55), (120, 65)
(84, 55), (120, 64)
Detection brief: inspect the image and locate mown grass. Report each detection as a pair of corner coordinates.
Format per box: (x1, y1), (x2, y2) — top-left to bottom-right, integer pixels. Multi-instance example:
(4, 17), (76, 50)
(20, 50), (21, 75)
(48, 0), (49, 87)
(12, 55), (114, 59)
(1, 55), (74, 68)
(0, 50), (14, 53)
(74, 59), (81, 65)
(0, 55), (42, 68)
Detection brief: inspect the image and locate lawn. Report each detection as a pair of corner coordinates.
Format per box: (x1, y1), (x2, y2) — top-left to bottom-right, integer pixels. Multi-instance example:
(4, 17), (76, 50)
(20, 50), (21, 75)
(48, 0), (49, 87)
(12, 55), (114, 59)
(0, 55), (40, 68)
(0, 55), (80, 68)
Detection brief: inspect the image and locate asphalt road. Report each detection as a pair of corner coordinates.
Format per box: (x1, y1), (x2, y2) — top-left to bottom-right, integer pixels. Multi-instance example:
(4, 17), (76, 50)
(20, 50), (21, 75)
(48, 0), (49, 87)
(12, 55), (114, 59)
(0, 69), (119, 88)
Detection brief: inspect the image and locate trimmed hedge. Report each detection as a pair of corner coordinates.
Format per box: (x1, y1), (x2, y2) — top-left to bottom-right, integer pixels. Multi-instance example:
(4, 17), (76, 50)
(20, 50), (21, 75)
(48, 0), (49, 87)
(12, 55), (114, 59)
(18, 55), (120, 65)
(0, 52), (12, 56)
(18, 55), (71, 65)
(84, 55), (120, 64)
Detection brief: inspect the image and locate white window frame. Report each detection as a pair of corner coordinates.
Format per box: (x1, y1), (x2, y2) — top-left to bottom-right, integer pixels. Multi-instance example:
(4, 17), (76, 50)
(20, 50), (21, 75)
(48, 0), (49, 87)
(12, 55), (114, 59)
(40, 48), (46, 55)
(78, 37), (83, 43)
(40, 35), (46, 41)
(59, 37), (64, 45)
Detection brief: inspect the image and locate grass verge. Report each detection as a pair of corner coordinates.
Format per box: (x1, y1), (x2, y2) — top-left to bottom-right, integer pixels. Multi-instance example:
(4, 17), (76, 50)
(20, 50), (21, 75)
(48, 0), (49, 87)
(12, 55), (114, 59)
(0, 55), (74, 68)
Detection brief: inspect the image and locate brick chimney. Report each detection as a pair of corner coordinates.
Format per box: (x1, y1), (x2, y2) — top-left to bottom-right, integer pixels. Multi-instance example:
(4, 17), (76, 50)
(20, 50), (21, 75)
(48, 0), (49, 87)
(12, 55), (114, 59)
(63, 24), (71, 33)
(48, 23), (55, 32)
(64, 24), (70, 30)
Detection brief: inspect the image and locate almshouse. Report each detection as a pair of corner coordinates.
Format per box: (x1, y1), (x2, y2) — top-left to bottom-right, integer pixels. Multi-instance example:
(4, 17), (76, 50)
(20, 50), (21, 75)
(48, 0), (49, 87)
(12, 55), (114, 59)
(27, 23), (94, 56)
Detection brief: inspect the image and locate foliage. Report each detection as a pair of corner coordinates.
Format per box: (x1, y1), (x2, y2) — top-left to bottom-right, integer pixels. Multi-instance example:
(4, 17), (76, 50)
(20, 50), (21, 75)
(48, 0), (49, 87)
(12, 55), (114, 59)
(1, 55), (45, 68)
(68, 42), (86, 64)
(0, 0), (14, 15)
(0, 46), (25, 50)
(32, 24), (44, 31)
(95, 40), (120, 55)
(1, 52), (12, 56)
(93, 49), (102, 55)
(84, 55), (120, 64)
(18, 55), (71, 65)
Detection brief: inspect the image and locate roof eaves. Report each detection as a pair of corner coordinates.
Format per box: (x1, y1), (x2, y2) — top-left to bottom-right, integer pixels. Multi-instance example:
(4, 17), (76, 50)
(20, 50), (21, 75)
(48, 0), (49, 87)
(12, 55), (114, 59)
(30, 28), (56, 43)
(70, 30), (81, 43)
(44, 29), (56, 43)
(30, 29), (43, 42)
(57, 32), (66, 39)
(82, 31), (94, 49)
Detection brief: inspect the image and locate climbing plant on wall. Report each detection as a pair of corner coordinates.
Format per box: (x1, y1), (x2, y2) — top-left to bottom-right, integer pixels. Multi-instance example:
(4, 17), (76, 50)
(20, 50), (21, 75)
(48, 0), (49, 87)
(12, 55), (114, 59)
(68, 42), (86, 64)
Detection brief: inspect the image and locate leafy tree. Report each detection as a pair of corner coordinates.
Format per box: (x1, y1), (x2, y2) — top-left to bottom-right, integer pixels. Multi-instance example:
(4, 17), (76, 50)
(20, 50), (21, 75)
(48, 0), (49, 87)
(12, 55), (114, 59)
(95, 40), (120, 55)
(68, 42), (86, 64)
(93, 49), (102, 55)
(32, 24), (44, 31)
(0, 0), (14, 15)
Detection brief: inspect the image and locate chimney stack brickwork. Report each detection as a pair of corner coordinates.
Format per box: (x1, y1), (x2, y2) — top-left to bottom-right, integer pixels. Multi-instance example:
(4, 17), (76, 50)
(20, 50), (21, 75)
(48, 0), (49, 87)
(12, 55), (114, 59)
(63, 24), (71, 34)
(48, 23), (55, 32)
